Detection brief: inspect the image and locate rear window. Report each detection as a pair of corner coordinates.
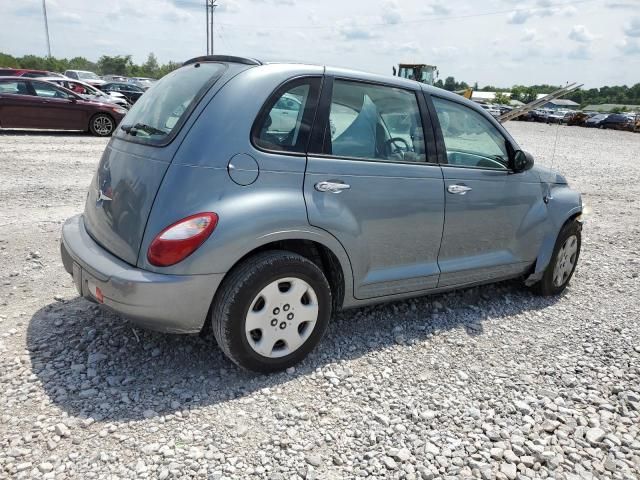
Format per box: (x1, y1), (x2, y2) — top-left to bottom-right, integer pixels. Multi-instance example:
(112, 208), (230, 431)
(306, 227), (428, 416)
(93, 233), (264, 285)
(118, 62), (226, 145)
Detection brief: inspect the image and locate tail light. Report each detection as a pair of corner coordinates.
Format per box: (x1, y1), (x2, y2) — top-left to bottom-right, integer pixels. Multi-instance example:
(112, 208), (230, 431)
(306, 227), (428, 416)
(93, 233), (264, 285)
(147, 213), (218, 267)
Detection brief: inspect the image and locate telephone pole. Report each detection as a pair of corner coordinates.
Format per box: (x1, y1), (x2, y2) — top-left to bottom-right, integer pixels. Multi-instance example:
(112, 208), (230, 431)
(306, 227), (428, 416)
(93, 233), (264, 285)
(42, 0), (52, 58)
(206, 0), (218, 55)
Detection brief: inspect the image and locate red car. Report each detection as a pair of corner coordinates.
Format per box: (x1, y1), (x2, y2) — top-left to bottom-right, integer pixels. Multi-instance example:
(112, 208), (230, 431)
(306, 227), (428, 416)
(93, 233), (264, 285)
(0, 77), (127, 136)
(0, 68), (65, 78)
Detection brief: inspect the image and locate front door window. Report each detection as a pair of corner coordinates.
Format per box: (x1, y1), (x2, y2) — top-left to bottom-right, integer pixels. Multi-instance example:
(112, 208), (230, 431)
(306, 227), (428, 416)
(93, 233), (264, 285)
(433, 97), (509, 170)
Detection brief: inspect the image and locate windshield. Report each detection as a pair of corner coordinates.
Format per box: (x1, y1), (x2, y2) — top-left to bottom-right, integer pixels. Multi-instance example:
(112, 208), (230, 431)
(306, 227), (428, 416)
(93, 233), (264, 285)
(77, 71), (100, 80)
(118, 62), (226, 143)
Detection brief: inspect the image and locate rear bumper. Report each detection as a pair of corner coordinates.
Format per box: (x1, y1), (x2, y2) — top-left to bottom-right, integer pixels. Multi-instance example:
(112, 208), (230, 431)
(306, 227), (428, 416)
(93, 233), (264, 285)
(60, 214), (224, 333)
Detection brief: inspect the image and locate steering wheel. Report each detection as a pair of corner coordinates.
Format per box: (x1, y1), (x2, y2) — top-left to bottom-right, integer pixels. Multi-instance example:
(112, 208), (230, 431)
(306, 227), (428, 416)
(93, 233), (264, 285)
(384, 137), (411, 156)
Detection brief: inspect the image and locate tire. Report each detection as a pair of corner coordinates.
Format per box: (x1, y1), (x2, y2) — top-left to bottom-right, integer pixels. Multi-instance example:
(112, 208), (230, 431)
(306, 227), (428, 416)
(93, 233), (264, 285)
(89, 113), (115, 137)
(211, 250), (332, 373)
(530, 219), (581, 296)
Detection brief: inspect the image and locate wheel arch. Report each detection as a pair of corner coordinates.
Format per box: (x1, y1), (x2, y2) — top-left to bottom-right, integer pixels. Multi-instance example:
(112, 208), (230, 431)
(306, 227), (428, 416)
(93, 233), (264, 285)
(525, 205), (582, 286)
(231, 238), (347, 312)
(202, 230), (354, 334)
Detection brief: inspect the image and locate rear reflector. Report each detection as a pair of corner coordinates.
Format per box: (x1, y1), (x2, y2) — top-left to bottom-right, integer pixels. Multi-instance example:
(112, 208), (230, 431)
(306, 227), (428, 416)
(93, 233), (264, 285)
(95, 286), (104, 303)
(147, 212), (218, 267)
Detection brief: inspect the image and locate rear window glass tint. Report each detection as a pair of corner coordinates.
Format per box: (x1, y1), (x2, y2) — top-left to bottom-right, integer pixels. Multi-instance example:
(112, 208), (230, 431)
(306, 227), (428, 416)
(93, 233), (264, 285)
(118, 62), (226, 144)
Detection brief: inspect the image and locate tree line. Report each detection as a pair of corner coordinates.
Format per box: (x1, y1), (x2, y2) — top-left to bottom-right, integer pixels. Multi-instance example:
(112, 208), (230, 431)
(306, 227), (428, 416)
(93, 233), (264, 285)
(2, 52), (639, 108)
(437, 75), (640, 108)
(0, 52), (180, 79)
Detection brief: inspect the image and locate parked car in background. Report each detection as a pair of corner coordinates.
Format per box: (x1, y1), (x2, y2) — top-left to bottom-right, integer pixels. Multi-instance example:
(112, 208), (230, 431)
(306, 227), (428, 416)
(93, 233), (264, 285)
(64, 70), (105, 87)
(0, 68), (65, 78)
(547, 110), (575, 124)
(100, 82), (145, 104)
(526, 109), (549, 122)
(38, 77), (131, 109)
(585, 114), (610, 128)
(567, 112), (589, 126)
(102, 74), (129, 82)
(129, 77), (157, 90)
(0, 77), (126, 136)
(480, 104), (501, 117)
(600, 113), (634, 131)
(59, 56), (583, 372)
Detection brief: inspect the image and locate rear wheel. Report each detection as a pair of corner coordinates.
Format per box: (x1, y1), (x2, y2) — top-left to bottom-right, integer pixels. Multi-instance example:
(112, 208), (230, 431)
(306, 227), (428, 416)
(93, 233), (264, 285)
(211, 251), (332, 372)
(89, 113), (115, 137)
(530, 219), (581, 296)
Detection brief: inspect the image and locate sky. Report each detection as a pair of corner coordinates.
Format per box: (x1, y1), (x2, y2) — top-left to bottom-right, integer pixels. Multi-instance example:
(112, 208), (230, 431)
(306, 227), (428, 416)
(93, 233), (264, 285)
(0, 0), (639, 88)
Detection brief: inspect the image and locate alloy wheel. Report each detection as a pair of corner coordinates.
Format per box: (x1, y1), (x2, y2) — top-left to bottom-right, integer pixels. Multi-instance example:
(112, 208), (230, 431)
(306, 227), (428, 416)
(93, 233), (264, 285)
(93, 116), (113, 136)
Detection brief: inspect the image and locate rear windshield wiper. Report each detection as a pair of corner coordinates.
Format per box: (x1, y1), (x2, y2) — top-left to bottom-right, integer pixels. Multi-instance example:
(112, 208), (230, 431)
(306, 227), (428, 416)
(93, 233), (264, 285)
(121, 123), (167, 136)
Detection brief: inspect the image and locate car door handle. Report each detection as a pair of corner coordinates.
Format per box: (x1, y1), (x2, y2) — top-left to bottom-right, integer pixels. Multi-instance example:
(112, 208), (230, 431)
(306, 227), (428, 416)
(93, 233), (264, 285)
(315, 181), (351, 193)
(447, 184), (472, 195)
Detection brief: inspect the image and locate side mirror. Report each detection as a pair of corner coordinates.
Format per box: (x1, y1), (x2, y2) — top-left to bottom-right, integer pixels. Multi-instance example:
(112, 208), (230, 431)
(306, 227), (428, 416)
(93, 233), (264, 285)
(512, 150), (534, 172)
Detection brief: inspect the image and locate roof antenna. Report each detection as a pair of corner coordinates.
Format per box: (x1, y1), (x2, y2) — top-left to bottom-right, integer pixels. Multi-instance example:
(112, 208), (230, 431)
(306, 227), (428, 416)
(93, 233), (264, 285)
(549, 114), (562, 173)
(548, 81), (570, 173)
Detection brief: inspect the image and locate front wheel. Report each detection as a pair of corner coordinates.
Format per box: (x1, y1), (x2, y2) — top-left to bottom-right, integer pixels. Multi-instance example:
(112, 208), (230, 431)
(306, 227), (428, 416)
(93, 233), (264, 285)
(89, 113), (115, 137)
(530, 219), (581, 296)
(211, 251), (332, 372)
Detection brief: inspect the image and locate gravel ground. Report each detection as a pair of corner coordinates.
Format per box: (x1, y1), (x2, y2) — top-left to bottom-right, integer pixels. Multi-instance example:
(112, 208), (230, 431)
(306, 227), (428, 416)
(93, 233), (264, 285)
(0, 124), (639, 480)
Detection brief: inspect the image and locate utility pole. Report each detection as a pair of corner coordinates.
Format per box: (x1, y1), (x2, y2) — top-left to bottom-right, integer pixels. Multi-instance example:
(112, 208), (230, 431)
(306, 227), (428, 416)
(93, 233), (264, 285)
(42, 0), (52, 58)
(206, 0), (218, 55)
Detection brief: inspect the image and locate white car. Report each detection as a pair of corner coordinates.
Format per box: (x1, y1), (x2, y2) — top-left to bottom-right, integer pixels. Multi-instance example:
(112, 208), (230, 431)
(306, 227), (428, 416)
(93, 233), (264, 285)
(63, 70), (105, 87)
(38, 77), (131, 109)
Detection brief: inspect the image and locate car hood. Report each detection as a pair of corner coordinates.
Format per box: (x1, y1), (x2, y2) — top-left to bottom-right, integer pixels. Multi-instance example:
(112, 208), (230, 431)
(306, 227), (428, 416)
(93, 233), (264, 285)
(77, 98), (114, 108)
(83, 94), (115, 104)
(532, 165), (567, 184)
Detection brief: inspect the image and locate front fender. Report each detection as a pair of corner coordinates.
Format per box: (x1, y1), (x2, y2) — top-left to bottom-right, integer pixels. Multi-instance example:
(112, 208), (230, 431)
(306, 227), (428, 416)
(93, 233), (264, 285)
(526, 184), (582, 284)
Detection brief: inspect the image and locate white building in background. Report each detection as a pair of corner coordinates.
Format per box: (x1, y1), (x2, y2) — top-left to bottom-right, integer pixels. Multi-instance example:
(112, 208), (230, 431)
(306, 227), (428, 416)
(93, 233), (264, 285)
(470, 91), (524, 106)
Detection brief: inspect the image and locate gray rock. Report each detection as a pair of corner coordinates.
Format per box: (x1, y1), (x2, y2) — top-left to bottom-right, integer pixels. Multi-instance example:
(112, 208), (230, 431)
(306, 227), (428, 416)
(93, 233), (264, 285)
(383, 456), (398, 470)
(500, 462), (517, 480)
(305, 454), (322, 467)
(54, 423), (70, 437)
(541, 419), (561, 433)
(490, 448), (504, 460)
(585, 427), (606, 444)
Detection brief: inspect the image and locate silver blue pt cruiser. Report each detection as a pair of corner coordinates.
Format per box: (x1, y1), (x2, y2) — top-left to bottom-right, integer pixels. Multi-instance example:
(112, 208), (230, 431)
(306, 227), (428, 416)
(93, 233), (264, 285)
(61, 56), (582, 372)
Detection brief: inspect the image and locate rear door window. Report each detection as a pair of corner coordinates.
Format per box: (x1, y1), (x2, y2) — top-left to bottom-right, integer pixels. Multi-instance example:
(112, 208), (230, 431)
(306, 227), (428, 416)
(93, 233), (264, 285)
(0, 80), (31, 95)
(320, 79), (427, 163)
(252, 77), (321, 153)
(118, 62), (227, 144)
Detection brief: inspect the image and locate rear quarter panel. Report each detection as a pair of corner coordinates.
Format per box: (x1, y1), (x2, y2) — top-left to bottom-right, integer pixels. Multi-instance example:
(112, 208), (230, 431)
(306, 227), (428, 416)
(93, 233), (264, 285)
(138, 64), (355, 298)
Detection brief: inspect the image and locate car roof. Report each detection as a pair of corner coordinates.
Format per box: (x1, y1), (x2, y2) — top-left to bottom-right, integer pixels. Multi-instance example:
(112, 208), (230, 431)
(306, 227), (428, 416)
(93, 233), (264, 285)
(39, 76), (92, 85)
(176, 56), (504, 123)
(0, 76), (49, 81)
(183, 55), (457, 98)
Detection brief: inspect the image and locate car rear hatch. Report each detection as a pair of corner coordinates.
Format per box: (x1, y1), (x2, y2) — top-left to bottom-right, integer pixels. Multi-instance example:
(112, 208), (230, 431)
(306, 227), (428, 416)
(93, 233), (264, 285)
(82, 60), (248, 266)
